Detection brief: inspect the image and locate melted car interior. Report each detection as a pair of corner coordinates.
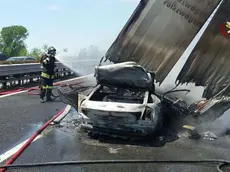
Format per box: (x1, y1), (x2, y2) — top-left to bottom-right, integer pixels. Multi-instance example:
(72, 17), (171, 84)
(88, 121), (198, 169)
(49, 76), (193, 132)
(89, 85), (153, 104)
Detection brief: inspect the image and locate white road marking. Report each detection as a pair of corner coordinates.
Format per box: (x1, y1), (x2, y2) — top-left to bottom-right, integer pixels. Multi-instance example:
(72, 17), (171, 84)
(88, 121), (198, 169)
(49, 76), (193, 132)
(0, 90), (27, 98)
(0, 135), (43, 163)
(0, 105), (71, 163)
(0, 74), (93, 99)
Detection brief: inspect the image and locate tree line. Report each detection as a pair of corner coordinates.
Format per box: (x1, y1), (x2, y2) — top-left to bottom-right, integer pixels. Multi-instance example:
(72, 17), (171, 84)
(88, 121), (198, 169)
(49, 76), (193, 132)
(0, 25), (49, 60)
(0, 25), (106, 61)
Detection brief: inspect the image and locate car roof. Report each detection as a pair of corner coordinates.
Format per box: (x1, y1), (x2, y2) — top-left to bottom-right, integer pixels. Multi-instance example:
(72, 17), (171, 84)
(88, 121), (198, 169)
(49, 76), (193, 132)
(7, 56), (36, 60)
(9, 56), (35, 58)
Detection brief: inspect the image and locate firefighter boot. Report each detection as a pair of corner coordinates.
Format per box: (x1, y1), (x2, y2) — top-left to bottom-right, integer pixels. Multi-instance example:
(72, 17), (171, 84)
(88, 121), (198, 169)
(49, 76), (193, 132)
(40, 98), (45, 103)
(46, 90), (54, 102)
(40, 88), (46, 103)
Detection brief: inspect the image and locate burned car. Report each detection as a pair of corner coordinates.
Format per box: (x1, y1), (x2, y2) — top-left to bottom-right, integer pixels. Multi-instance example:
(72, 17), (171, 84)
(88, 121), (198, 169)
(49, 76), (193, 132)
(78, 62), (163, 137)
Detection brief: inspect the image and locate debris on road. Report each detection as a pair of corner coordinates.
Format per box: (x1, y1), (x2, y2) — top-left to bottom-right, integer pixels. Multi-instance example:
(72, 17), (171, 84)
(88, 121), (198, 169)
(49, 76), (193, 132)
(108, 148), (122, 154)
(202, 131), (217, 141)
(183, 125), (201, 140)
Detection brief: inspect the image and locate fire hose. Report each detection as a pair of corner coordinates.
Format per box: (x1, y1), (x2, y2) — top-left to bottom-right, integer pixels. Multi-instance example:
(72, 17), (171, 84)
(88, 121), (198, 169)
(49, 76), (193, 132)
(0, 108), (66, 172)
(0, 159), (229, 172)
(1, 78), (229, 171)
(0, 82), (85, 97)
(1, 87), (229, 172)
(26, 81), (85, 96)
(0, 77), (92, 172)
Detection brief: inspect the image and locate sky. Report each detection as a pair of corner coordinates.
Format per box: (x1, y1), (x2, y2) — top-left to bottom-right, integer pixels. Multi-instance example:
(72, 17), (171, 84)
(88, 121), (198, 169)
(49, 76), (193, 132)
(0, 0), (140, 55)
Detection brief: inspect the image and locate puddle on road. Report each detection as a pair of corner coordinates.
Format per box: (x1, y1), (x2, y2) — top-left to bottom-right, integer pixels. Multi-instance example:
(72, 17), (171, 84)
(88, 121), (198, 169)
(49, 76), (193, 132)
(28, 122), (43, 128)
(18, 122), (44, 141)
(0, 121), (49, 154)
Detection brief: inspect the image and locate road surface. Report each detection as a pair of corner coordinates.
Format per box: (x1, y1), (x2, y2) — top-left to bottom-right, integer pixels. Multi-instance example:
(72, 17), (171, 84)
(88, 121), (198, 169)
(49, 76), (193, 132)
(0, 77), (230, 172)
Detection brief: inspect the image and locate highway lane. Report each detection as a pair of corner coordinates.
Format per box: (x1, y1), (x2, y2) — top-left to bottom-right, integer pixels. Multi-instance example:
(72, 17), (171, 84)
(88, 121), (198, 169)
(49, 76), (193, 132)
(0, 91), (66, 155)
(4, 108), (230, 172)
(0, 75), (95, 159)
(1, 74), (230, 172)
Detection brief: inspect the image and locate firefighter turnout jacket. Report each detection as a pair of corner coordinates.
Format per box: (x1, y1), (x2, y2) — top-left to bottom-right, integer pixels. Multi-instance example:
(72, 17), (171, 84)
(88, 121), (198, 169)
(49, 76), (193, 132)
(40, 54), (56, 79)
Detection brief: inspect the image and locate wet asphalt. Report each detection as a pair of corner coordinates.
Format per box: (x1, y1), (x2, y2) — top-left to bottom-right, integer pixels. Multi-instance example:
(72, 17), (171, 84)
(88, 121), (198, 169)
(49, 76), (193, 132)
(2, 108), (230, 172)
(0, 79), (230, 172)
(0, 92), (66, 154)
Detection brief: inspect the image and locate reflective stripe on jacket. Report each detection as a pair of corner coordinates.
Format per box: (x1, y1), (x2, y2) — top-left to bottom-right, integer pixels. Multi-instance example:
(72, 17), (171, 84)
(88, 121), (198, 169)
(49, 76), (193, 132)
(41, 85), (53, 89)
(41, 72), (55, 79)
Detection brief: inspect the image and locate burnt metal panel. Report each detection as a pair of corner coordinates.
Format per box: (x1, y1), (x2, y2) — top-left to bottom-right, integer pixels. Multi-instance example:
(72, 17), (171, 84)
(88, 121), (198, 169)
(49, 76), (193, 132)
(95, 62), (152, 89)
(176, 0), (230, 99)
(105, 0), (221, 84)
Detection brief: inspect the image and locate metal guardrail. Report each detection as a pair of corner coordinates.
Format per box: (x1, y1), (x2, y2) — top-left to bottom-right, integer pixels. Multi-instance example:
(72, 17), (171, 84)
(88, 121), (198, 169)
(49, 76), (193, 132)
(0, 62), (69, 76)
(0, 60), (102, 76)
(0, 60), (101, 89)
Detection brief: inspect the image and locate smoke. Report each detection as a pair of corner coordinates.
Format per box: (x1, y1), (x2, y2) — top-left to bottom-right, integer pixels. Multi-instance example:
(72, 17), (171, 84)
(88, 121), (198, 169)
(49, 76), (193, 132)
(197, 106), (230, 137)
(158, 54), (205, 104)
(215, 109), (230, 134)
(160, 53), (230, 137)
(57, 45), (106, 76)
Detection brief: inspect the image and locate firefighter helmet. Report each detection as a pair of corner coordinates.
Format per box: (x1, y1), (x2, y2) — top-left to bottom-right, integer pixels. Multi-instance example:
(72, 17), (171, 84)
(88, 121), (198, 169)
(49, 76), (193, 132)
(47, 46), (56, 56)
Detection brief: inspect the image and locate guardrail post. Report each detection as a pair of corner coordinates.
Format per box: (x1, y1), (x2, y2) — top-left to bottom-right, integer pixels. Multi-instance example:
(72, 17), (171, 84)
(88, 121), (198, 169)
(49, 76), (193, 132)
(0, 60), (99, 89)
(0, 76), (7, 89)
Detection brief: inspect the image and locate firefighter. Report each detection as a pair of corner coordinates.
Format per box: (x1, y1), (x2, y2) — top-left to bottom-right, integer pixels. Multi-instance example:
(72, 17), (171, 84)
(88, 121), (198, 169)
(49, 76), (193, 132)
(40, 46), (57, 103)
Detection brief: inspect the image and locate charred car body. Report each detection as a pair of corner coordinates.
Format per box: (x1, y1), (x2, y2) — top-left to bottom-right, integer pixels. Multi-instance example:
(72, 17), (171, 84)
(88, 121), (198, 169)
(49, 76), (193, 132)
(58, 61), (213, 138)
(79, 62), (163, 137)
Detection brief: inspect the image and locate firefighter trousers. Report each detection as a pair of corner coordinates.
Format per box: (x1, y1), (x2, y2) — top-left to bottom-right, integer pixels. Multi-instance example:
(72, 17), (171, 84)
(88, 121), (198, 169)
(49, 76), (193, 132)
(40, 77), (54, 100)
